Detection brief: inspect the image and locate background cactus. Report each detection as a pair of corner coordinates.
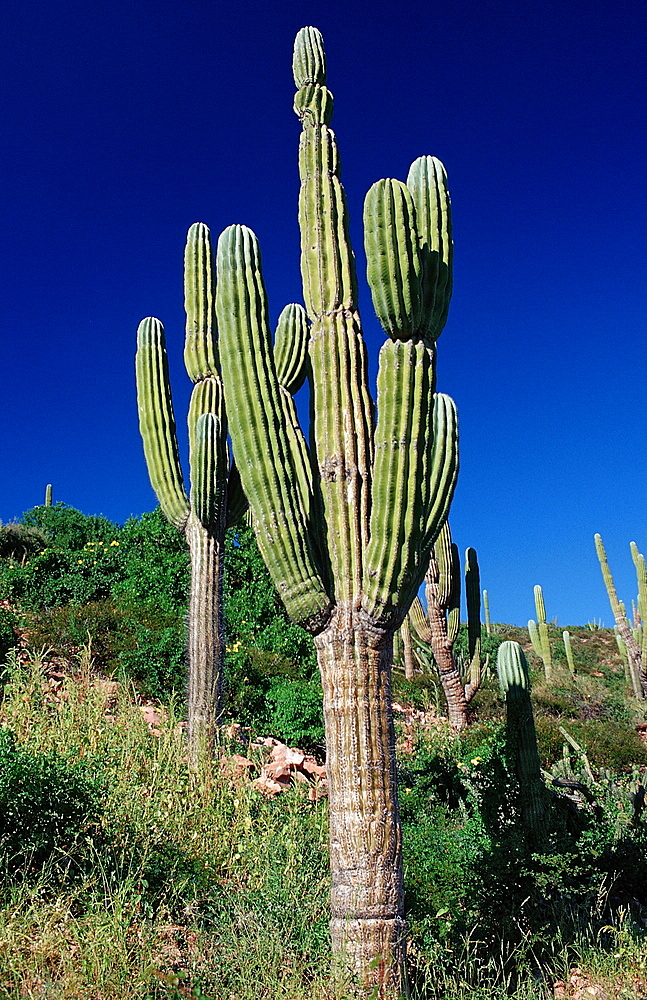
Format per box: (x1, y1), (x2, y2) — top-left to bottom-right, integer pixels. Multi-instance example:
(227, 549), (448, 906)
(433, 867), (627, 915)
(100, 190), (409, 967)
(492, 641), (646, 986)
(136, 226), (308, 749)
(215, 25), (458, 996)
(563, 629), (576, 675)
(44, 484), (52, 507)
(595, 533), (647, 698)
(528, 583), (552, 679)
(496, 640), (549, 849)
(483, 587), (491, 635)
(406, 524), (486, 728)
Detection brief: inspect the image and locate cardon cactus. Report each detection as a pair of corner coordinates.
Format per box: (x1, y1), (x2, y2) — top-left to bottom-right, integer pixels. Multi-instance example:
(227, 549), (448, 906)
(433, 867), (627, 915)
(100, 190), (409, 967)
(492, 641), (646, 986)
(497, 640), (549, 849)
(528, 583), (552, 679)
(407, 524), (485, 728)
(136, 224), (310, 749)
(44, 484), (52, 507)
(595, 533), (647, 698)
(215, 26), (458, 997)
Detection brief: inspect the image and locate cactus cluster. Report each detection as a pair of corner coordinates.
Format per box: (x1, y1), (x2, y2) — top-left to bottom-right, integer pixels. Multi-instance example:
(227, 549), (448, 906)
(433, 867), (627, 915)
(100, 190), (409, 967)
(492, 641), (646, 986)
(405, 522), (486, 728)
(213, 25), (458, 996)
(595, 533), (647, 698)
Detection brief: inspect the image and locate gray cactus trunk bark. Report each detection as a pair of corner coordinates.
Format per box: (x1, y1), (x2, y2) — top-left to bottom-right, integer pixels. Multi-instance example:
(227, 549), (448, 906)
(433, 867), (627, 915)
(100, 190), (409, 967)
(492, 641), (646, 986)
(315, 608), (408, 999)
(185, 515), (225, 751)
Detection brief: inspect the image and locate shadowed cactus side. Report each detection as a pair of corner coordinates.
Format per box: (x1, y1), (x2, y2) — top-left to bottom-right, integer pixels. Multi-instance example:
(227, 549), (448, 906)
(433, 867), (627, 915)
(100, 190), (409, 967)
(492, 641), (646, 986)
(497, 640), (549, 849)
(215, 25), (459, 997)
(136, 223), (309, 749)
(595, 533), (647, 698)
(528, 583), (552, 679)
(407, 524), (485, 729)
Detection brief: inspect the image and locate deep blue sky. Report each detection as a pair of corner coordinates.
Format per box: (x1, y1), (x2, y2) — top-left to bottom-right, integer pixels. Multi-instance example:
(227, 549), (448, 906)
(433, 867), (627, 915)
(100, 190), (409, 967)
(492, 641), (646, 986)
(2, 0), (645, 626)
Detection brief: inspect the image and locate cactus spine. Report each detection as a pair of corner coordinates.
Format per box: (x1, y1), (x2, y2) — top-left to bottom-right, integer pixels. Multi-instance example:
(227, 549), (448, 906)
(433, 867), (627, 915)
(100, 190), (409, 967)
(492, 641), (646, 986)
(595, 533), (647, 698)
(528, 583), (552, 679)
(407, 525), (485, 728)
(497, 640), (549, 849)
(215, 26), (458, 996)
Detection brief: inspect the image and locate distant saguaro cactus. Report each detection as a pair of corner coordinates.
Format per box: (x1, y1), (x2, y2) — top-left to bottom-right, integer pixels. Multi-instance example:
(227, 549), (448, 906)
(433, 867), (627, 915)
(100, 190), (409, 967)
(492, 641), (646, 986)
(407, 524), (485, 728)
(44, 484), (52, 507)
(215, 26), (458, 997)
(595, 533), (647, 698)
(528, 583), (552, 679)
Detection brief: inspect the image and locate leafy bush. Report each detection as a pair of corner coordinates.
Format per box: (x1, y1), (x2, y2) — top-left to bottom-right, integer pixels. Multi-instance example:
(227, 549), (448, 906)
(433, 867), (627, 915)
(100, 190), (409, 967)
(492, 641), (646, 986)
(398, 722), (647, 973)
(0, 727), (105, 877)
(266, 678), (325, 751)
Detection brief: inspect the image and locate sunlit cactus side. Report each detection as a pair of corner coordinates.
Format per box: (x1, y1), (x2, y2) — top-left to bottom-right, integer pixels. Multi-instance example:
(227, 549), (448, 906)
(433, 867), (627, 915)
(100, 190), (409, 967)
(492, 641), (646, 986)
(595, 533), (647, 698)
(528, 584), (552, 679)
(215, 25), (458, 997)
(562, 630), (576, 675)
(44, 484), (52, 507)
(483, 588), (491, 635)
(497, 640), (549, 849)
(407, 525), (485, 729)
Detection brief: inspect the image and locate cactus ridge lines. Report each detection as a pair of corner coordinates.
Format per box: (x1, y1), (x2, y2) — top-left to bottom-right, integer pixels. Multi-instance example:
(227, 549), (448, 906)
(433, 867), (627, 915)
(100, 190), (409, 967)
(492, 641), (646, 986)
(497, 640), (531, 698)
(216, 224), (331, 627)
(406, 155), (453, 341)
(184, 222), (219, 381)
(191, 413), (227, 530)
(293, 25), (326, 88)
(274, 303), (309, 394)
(364, 178), (422, 340)
(363, 340), (432, 625)
(136, 317), (190, 530)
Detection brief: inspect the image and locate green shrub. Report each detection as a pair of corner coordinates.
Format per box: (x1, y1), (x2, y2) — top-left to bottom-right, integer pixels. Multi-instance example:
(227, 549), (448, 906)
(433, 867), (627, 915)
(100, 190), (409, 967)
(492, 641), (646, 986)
(266, 678), (325, 751)
(0, 728), (105, 877)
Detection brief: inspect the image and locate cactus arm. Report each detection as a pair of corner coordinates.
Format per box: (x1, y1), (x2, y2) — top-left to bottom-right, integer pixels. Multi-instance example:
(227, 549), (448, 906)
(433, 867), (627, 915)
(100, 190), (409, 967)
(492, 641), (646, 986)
(294, 27), (373, 603)
(190, 413), (227, 531)
(44, 484), (52, 506)
(408, 595), (433, 644)
(406, 155), (453, 342)
(216, 224), (331, 630)
(363, 179), (422, 341)
(135, 317), (190, 530)
(273, 304), (315, 522)
(184, 222), (219, 381)
(630, 542), (647, 668)
(363, 340), (435, 626)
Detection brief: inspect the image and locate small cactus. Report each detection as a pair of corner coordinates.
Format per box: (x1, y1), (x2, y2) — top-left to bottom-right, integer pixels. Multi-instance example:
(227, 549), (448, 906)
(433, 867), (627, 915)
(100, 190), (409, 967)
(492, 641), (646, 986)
(483, 588), (491, 635)
(562, 630), (576, 675)
(497, 640), (549, 849)
(44, 484), (52, 507)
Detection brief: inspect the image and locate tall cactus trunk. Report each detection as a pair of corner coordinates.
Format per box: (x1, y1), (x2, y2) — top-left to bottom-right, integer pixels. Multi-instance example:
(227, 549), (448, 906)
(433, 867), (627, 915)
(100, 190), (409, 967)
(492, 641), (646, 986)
(186, 514), (225, 748)
(400, 614), (416, 681)
(316, 611), (406, 998)
(425, 597), (468, 729)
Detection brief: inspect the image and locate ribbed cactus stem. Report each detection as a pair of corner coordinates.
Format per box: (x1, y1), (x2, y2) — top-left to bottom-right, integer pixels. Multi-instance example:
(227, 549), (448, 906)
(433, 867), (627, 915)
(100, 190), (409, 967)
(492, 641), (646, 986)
(563, 630), (576, 675)
(497, 641), (549, 849)
(44, 484), (52, 507)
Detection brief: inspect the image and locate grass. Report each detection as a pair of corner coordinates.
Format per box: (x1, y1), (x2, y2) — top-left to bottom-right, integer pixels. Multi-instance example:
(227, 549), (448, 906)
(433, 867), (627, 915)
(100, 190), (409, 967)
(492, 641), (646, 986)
(0, 637), (646, 999)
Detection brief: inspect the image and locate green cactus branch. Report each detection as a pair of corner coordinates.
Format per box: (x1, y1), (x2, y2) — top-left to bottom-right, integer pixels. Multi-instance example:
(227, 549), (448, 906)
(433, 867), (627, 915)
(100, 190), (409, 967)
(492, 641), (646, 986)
(595, 533), (647, 698)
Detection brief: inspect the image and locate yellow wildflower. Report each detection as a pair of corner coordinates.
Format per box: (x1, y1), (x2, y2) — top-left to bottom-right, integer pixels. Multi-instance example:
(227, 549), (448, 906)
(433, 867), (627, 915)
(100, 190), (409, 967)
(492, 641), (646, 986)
(110, 540), (119, 546)
(470, 757), (483, 766)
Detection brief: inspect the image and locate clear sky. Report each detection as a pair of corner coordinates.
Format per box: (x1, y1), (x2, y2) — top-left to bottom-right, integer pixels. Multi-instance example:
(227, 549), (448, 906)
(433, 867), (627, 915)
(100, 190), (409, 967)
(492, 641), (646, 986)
(1, 0), (645, 626)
